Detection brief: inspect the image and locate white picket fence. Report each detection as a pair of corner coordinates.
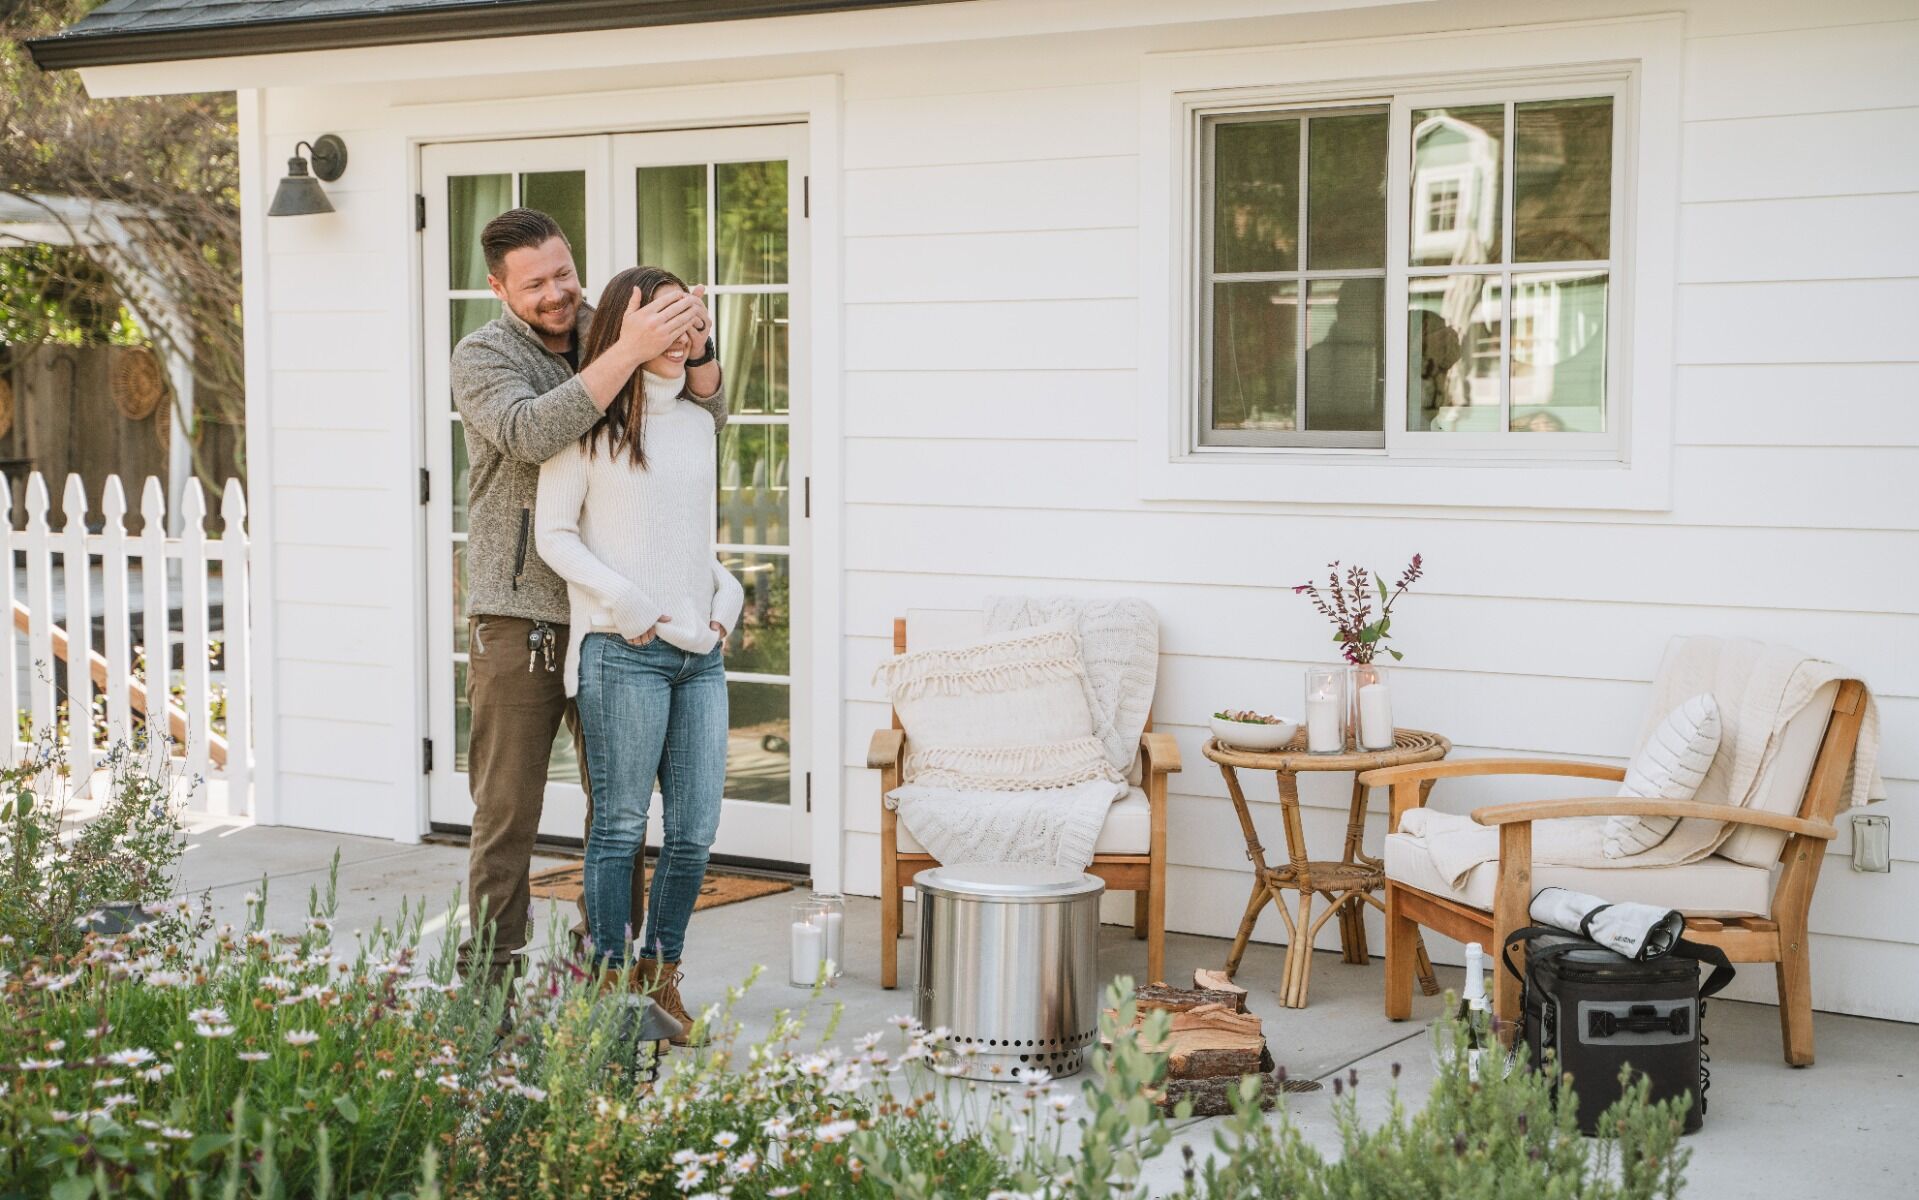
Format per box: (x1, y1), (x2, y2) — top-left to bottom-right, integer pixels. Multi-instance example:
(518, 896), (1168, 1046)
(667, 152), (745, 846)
(7, 471), (250, 813)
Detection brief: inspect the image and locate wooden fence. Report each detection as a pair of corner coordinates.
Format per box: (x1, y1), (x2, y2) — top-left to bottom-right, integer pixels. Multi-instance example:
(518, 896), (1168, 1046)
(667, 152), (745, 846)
(7, 470), (249, 813)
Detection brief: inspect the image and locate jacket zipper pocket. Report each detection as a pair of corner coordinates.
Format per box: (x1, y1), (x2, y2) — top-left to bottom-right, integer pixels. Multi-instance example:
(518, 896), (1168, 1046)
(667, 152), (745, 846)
(511, 508), (531, 591)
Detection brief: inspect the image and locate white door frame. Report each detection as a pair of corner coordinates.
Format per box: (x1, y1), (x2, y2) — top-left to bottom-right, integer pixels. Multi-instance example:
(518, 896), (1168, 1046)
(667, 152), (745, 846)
(406, 76), (846, 891)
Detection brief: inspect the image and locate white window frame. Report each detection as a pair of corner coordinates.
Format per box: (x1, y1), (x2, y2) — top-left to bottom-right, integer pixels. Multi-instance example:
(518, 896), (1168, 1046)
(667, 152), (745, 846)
(1138, 15), (1682, 511)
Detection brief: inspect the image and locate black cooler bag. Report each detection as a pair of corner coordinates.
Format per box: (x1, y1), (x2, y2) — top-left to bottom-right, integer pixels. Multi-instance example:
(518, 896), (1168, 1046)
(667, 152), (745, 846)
(1503, 928), (1733, 1135)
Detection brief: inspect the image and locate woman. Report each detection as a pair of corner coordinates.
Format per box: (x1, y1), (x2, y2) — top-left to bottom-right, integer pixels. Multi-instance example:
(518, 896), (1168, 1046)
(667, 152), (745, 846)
(535, 265), (742, 1041)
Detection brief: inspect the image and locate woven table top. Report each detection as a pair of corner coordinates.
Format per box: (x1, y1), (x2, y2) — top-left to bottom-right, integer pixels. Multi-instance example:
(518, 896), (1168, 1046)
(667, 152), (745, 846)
(1202, 729), (1450, 774)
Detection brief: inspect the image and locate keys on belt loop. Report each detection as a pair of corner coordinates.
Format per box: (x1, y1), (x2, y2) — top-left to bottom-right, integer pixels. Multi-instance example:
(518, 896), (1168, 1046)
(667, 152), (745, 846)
(527, 622), (557, 673)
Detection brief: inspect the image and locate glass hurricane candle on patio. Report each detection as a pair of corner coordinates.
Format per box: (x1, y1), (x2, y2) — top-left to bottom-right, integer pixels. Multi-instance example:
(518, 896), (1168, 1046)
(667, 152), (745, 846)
(1304, 666), (1347, 753)
(789, 899), (828, 988)
(810, 891), (846, 980)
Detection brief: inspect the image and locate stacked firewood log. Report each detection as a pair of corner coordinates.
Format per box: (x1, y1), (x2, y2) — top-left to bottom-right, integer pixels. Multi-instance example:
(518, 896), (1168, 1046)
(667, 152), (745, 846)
(1105, 970), (1284, 1115)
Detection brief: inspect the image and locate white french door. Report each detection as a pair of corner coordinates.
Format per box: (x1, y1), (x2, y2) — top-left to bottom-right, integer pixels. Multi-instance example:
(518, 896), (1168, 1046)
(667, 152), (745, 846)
(421, 124), (811, 867)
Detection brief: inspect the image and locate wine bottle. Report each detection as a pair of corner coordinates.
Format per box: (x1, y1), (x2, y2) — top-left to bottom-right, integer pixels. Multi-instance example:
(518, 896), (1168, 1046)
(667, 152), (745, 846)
(1459, 942), (1490, 1078)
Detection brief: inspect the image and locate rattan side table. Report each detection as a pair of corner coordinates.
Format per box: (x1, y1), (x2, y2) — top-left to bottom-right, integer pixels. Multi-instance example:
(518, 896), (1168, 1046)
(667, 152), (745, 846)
(1204, 729), (1451, 1009)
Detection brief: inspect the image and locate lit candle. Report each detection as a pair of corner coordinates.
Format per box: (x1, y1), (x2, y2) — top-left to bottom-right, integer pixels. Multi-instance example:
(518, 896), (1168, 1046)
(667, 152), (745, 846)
(1358, 681), (1394, 750)
(789, 920), (824, 987)
(1306, 695), (1341, 753)
(818, 909), (844, 976)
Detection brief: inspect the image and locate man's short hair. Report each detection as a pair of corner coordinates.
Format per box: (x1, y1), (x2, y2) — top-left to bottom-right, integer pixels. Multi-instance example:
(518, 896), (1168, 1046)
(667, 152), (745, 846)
(480, 208), (567, 278)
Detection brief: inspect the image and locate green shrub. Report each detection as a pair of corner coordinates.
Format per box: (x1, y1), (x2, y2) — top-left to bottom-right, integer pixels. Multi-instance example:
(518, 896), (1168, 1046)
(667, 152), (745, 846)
(0, 739), (192, 961)
(1171, 1010), (1690, 1200)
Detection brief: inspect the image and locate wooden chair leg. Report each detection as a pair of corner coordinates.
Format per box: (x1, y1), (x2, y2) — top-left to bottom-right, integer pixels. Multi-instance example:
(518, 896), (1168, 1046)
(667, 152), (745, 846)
(880, 826), (901, 990)
(1133, 888), (1149, 940)
(1491, 824), (1531, 1031)
(1146, 879), (1167, 985)
(1385, 884), (1415, 1021)
(1777, 918), (1815, 1067)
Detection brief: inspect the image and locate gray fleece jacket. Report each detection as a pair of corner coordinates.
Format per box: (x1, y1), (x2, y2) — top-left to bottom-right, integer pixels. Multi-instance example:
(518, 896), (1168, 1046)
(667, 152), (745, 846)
(451, 302), (726, 625)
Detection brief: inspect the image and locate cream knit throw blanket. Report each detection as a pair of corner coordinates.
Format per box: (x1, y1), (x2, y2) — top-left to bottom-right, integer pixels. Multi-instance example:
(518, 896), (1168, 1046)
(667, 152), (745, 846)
(1403, 636), (1884, 886)
(885, 598), (1158, 870)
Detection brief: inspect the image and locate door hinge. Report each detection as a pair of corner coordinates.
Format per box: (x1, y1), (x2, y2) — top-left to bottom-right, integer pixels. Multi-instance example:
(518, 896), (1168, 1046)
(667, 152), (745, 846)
(805, 770), (812, 813)
(419, 467), (430, 505)
(802, 174), (810, 219)
(803, 476), (810, 519)
(415, 193), (427, 232)
(423, 737), (434, 774)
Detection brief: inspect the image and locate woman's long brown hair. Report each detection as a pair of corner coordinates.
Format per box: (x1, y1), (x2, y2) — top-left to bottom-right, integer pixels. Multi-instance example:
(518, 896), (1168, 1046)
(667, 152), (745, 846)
(577, 265), (690, 468)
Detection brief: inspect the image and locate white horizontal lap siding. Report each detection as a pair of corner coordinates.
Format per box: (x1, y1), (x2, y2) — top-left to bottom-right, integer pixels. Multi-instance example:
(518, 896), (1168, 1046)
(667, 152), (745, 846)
(829, 5), (1918, 1020)
(256, 105), (422, 839)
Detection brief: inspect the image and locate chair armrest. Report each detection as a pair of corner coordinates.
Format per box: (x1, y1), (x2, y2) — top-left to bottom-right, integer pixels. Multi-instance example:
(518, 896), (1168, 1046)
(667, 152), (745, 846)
(1357, 758), (1627, 789)
(1470, 797), (1837, 841)
(867, 728), (904, 770)
(1140, 731), (1182, 776)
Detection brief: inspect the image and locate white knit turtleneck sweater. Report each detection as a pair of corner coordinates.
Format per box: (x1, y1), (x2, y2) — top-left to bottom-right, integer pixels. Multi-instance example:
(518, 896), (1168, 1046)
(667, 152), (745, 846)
(535, 370), (745, 696)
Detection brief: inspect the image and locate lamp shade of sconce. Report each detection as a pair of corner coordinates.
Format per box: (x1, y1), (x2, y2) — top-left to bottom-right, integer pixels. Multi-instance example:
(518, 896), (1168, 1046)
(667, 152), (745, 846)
(268, 134), (348, 217)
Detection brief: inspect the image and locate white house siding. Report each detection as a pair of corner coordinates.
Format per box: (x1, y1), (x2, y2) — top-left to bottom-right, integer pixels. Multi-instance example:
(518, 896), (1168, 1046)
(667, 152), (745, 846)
(826, 0), (1919, 1023)
(158, 0), (1914, 1017)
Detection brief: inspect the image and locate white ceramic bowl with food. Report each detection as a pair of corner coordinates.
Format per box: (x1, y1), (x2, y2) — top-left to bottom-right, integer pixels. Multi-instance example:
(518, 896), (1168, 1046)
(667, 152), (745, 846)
(1210, 711), (1300, 751)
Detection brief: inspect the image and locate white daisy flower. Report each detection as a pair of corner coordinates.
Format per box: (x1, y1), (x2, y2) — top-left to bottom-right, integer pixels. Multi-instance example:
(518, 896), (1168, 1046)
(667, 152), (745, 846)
(18, 1058), (63, 1071)
(161, 1126), (191, 1140)
(45, 1039), (66, 1053)
(193, 1023), (236, 1039)
(238, 1051), (270, 1063)
(813, 1119), (858, 1144)
(672, 1148), (701, 1165)
(187, 1007), (228, 1026)
(711, 1130), (739, 1149)
(728, 1151), (760, 1176)
(137, 1065), (174, 1082)
(93, 1077), (126, 1089)
(284, 1029), (319, 1047)
(674, 1162), (706, 1191)
(376, 1069), (396, 1081)
(106, 1047), (157, 1069)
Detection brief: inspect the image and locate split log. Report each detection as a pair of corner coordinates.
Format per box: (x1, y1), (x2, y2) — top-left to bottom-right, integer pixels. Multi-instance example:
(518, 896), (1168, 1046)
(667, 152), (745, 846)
(1107, 1003), (1267, 1079)
(1161, 1071), (1283, 1117)
(1192, 969), (1249, 1012)
(1134, 982), (1246, 1015)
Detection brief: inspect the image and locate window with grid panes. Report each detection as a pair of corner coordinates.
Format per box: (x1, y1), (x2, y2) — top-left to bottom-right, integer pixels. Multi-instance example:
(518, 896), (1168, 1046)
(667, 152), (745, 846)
(1197, 88), (1618, 451)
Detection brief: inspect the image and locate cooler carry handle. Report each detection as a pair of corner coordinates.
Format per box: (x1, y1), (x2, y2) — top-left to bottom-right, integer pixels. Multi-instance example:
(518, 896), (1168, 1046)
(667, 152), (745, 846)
(1501, 926), (1735, 999)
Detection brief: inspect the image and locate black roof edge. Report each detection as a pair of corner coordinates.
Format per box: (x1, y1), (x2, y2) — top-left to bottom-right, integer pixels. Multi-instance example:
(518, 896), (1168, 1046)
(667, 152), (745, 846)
(27, 0), (951, 72)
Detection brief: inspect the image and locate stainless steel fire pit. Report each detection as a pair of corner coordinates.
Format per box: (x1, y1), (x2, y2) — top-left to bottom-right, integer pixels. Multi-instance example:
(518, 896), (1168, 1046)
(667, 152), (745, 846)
(914, 863), (1103, 1081)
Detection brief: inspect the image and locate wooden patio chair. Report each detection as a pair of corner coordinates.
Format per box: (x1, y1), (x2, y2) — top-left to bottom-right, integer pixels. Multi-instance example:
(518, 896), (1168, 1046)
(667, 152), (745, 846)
(1361, 676), (1868, 1067)
(867, 609), (1180, 989)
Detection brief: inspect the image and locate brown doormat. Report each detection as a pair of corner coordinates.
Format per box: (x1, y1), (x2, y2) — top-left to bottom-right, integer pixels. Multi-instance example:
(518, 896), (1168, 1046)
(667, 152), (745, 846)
(527, 862), (794, 913)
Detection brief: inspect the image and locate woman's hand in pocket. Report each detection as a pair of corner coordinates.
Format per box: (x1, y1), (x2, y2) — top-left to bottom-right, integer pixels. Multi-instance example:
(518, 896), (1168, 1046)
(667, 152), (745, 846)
(628, 616), (672, 647)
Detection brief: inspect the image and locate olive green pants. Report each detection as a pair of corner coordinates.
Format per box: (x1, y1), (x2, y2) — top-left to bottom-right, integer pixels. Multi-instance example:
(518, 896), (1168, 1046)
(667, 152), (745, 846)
(456, 615), (642, 981)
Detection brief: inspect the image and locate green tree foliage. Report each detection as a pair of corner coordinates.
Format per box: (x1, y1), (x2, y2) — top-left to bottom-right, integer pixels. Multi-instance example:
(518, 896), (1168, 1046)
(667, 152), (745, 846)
(1, 0), (243, 484)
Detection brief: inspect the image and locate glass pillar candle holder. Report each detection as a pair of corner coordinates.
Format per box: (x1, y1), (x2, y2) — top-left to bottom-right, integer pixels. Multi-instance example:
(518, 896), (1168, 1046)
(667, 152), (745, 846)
(1304, 666), (1347, 754)
(1350, 663), (1396, 751)
(810, 892), (846, 981)
(789, 898), (829, 988)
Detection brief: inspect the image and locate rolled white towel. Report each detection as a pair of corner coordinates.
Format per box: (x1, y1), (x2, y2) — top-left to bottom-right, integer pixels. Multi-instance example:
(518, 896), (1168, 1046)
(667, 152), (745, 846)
(1528, 886), (1684, 961)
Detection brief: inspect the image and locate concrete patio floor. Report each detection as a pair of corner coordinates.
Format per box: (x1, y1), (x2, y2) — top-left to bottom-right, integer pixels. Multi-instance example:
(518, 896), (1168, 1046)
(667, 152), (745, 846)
(173, 817), (1919, 1198)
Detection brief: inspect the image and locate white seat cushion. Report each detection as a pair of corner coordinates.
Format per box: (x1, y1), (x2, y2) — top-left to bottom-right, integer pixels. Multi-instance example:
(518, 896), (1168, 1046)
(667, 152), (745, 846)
(1385, 830), (1772, 918)
(895, 786), (1151, 856)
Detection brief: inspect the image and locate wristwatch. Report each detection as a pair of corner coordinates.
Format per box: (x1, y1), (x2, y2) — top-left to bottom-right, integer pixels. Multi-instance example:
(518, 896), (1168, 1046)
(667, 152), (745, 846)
(686, 336), (717, 368)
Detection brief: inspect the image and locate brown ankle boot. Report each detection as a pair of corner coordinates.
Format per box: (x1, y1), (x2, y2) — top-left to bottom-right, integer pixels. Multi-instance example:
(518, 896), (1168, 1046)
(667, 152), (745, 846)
(631, 957), (701, 1046)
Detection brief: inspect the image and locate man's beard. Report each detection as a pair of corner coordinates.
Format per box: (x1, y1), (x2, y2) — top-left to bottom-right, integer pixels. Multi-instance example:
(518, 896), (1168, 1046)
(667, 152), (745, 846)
(515, 294), (579, 337)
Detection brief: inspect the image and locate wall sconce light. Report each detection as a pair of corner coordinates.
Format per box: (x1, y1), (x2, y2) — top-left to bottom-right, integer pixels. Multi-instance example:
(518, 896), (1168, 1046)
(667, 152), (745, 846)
(268, 135), (348, 217)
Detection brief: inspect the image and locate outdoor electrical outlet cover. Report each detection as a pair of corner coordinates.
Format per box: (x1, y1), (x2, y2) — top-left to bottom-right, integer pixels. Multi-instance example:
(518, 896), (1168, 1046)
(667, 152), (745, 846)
(1851, 814), (1891, 873)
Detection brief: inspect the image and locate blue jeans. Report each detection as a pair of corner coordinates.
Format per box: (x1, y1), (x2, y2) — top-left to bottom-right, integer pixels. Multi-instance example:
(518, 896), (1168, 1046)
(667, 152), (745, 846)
(576, 633), (728, 967)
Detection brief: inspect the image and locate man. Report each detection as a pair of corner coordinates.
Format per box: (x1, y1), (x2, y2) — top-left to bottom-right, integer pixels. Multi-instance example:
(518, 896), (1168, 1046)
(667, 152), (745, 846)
(451, 207), (724, 985)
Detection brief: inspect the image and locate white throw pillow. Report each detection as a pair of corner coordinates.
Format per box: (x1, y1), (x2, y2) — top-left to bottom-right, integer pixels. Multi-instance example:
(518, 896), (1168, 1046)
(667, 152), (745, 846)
(873, 624), (1123, 791)
(1602, 694), (1723, 858)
